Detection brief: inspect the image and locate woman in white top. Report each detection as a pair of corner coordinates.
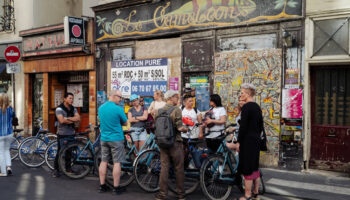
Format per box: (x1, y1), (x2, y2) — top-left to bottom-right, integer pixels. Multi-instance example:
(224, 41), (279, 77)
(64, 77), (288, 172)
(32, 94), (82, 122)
(202, 94), (227, 152)
(148, 90), (166, 117)
(181, 95), (203, 139)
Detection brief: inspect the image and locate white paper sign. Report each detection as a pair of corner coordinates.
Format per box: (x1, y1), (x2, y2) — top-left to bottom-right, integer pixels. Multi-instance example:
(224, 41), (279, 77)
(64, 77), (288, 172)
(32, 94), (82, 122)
(54, 89), (64, 107)
(111, 58), (168, 96)
(67, 84), (83, 107)
(6, 63), (21, 73)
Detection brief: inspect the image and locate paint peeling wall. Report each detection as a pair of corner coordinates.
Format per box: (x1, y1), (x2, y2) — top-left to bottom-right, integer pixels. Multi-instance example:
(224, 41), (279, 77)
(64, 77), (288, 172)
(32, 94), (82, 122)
(135, 38), (182, 92)
(214, 49), (282, 167)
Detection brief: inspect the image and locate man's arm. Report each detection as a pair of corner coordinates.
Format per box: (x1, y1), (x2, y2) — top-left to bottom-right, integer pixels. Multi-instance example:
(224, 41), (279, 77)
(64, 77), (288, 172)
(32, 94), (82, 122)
(173, 108), (188, 132)
(56, 115), (73, 124)
(68, 112), (80, 122)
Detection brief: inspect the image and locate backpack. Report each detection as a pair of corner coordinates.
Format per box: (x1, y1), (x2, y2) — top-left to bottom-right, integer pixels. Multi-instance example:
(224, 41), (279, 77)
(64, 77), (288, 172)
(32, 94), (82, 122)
(154, 106), (176, 148)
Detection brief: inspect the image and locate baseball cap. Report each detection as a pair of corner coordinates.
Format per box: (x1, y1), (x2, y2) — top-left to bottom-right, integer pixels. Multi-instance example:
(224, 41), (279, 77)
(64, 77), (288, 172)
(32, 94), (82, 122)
(130, 94), (139, 102)
(164, 90), (179, 99)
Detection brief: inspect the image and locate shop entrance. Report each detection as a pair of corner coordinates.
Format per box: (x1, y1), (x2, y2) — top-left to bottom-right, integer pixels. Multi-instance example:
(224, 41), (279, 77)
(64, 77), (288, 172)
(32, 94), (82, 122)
(48, 72), (90, 134)
(310, 66), (350, 171)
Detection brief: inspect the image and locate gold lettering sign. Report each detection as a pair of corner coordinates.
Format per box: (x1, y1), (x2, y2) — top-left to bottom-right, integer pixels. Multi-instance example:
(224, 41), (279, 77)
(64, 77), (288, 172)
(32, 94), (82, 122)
(96, 0), (301, 41)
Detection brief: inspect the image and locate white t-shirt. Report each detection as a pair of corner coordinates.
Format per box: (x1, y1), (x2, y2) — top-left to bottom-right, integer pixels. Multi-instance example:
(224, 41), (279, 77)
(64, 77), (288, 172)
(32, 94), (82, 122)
(206, 107), (227, 138)
(181, 108), (201, 139)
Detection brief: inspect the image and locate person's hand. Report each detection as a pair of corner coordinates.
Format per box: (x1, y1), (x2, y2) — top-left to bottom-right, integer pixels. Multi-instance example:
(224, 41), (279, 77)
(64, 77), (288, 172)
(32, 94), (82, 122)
(236, 143), (240, 152)
(205, 118), (213, 124)
(198, 132), (204, 139)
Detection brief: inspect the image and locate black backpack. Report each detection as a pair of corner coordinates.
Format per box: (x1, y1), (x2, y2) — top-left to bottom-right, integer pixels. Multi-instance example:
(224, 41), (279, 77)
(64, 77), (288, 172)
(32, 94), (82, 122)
(155, 107), (176, 148)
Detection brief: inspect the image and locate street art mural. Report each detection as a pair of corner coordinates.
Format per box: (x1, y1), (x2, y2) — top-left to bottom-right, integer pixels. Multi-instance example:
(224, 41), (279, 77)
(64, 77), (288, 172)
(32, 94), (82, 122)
(214, 49), (282, 160)
(95, 0), (302, 41)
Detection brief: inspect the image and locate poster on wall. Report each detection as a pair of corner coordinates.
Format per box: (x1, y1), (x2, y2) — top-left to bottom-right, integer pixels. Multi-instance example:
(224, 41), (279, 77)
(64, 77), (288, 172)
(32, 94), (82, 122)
(285, 69), (299, 89)
(97, 91), (107, 108)
(282, 89), (303, 119)
(112, 48), (132, 61)
(54, 89), (64, 107)
(190, 77), (210, 111)
(169, 77), (179, 90)
(67, 84), (83, 107)
(111, 58), (168, 96)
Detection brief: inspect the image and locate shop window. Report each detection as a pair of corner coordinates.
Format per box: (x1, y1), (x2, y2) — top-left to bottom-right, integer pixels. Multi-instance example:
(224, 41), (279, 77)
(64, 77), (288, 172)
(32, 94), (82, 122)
(313, 18), (349, 57)
(0, 0), (15, 32)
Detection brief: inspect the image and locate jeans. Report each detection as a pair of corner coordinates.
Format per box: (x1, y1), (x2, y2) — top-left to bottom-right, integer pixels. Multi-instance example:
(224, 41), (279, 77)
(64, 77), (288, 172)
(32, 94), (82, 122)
(54, 135), (76, 171)
(158, 142), (185, 199)
(0, 134), (13, 174)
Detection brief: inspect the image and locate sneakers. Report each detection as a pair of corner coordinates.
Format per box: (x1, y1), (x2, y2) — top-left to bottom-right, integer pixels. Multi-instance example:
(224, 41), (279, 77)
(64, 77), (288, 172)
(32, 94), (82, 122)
(0, 173), (7, 177)
(6, 167), (12, 176)
(154, 193), (165, 200)
(52, 170), (61, 178)
(98, 184), (110, 193)
(113, 186), (126, 195)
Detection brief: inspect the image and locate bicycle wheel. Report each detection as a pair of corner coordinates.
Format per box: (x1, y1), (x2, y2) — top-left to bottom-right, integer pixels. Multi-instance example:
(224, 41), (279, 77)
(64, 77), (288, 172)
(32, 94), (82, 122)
(59, 143), (93, 179)
(200, 156), (233, 200)
(10, 136), (20, 160)
(45, 141), (58, 170)
(18, 137), (47, 167)
(133, 149), (161, 192)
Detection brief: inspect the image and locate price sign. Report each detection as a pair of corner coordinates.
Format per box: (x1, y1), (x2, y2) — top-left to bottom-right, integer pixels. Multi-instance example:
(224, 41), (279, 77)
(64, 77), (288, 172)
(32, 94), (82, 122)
(111, 58), (168, 96)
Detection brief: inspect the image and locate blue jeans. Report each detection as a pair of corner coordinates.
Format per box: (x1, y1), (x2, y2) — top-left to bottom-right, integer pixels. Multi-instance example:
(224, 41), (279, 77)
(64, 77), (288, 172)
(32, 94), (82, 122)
(0, 134), (13, 174)
(54, 135), (76, 171)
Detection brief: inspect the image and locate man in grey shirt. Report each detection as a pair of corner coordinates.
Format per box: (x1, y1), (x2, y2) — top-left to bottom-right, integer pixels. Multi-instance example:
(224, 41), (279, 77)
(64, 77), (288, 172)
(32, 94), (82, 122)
(53, 92), (80, 177)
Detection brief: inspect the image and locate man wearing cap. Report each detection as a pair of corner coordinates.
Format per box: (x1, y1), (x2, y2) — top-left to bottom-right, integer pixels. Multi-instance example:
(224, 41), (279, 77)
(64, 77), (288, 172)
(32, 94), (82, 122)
(155, 90), (188, 200)
(128, 94), (148, 152)
(98, 90), (128, 195)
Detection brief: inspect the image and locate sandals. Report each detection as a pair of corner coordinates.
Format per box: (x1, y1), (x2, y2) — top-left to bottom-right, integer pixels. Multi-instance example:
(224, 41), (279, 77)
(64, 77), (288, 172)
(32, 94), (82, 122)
(252, 193), (260, 200)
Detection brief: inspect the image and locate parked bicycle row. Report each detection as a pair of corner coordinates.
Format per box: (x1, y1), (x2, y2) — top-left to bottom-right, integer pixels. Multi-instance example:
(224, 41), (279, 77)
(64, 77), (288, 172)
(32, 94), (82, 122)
(0, 83), (267, 200)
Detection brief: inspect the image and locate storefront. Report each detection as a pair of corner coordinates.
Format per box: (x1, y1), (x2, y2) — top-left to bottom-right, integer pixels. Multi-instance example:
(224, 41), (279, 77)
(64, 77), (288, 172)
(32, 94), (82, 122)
(93, 0), (304, 168)
(304, 1), (350, 172)
(20, 20), (96, 135)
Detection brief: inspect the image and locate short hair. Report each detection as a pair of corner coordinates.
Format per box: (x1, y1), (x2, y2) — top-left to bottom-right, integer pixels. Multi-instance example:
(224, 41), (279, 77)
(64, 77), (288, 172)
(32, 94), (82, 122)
(64, 92), (74, 98)
(210, 94), (222, 107)
(241, 83), (256, 96)
(183, 95), (193, 101)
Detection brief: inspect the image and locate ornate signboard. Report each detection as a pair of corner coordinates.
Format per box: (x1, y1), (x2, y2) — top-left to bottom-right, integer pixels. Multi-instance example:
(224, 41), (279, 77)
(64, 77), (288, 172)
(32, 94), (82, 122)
(96, 0), (302, 41)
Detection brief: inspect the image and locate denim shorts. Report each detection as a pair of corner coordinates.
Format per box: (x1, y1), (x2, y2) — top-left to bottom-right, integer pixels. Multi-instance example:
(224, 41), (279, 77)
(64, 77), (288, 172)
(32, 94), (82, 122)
(130, 127), (147, 141)
(100, 140), (125, 163)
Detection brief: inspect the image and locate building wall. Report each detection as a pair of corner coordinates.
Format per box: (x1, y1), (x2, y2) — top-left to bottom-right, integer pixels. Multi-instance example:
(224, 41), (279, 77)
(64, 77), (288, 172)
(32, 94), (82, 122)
(306, 0), (350, 15)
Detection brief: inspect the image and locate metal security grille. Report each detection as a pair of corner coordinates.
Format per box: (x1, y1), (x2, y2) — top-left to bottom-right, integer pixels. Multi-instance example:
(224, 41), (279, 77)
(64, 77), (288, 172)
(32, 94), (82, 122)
(314, 68), (350, 126)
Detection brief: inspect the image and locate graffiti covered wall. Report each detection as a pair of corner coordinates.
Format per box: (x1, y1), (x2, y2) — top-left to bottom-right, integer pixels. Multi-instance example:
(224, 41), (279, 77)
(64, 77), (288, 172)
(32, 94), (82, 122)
(214, 49), (282, 166)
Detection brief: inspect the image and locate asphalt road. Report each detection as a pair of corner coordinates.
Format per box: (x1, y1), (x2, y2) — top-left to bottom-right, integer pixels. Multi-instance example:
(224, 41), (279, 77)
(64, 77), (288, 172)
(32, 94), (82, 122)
(1, 160), (349, 200)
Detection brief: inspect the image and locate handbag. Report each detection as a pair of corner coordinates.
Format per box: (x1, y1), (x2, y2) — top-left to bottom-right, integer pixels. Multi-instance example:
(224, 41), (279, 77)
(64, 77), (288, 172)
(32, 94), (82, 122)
(143, 106), (155, 133)
(11, 107), (19, 126)
(260, 122), (268, 152)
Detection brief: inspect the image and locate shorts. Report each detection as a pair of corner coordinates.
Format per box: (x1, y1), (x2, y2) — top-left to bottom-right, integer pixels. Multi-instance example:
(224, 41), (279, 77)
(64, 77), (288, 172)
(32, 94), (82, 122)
(244, 170), (260, 180)
(101, 140), (125, 163)
(130, 127), (147, 141)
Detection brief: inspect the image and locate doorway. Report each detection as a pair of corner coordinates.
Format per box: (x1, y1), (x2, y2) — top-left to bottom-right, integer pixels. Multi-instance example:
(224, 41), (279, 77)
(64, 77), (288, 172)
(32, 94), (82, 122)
(310, 66), (350, 171)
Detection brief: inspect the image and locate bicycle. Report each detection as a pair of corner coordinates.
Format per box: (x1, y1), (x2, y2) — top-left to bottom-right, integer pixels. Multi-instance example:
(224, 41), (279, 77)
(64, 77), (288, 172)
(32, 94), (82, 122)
(133, 123), (209, 194)
(94, 129), (158, 187)
(58, 125), (100, 179)
(199, 124), (265, 200)
(18, 120), (57, 168)
(10, 129), (24, 160)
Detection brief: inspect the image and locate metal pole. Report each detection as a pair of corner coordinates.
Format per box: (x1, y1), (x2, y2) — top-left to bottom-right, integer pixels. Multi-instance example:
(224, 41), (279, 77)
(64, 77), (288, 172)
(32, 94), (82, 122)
(12, 73), (15, 112)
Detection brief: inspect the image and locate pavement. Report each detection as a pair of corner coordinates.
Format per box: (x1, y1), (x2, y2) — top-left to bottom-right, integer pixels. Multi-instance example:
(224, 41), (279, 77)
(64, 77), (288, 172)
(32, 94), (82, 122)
(1, 160), (349, 200)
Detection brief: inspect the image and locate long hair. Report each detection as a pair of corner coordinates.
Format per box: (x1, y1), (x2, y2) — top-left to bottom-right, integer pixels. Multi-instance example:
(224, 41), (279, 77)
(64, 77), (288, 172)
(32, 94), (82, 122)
(210, 94), (223, 107)
(0, 93), (10, 113)
(155, 90), (164, 101)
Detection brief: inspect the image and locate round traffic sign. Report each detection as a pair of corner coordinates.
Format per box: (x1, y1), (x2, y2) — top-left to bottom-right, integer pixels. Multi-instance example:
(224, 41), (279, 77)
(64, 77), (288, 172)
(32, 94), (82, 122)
(4, 46), (21, 63)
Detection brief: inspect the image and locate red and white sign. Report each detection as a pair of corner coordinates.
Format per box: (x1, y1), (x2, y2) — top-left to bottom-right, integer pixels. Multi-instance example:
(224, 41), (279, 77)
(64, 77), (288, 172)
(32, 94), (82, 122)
(4, 46), (21, 63)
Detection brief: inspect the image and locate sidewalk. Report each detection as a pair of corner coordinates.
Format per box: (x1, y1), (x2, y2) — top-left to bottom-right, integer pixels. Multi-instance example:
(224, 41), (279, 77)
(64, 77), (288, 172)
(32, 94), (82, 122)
(262, 168), (350, 200)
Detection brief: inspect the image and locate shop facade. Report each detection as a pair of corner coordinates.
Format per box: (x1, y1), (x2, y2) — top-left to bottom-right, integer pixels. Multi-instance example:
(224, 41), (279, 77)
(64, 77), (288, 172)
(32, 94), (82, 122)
(20, 20), (96, 135)
(93, 0), (304, 169)
(304, 1), (350, 172)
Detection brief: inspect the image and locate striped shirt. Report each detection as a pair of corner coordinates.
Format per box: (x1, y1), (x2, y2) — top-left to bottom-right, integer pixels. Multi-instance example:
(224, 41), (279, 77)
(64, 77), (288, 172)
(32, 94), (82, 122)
(0, 107), (14, 137)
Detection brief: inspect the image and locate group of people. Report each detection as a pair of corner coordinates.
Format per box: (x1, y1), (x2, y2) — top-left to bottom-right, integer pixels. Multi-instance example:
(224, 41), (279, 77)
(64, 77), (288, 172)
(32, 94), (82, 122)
(0, 83), (264, 200)
(97, 83), (264, 200)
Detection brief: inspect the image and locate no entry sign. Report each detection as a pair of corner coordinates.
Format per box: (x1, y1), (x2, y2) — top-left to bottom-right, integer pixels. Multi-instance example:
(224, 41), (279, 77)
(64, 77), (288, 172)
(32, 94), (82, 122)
(4, 46), (21, 63)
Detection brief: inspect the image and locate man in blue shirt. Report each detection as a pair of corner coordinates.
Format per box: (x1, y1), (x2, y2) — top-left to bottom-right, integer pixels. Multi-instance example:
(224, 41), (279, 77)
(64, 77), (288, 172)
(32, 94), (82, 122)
(98, 90), (128, 195)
